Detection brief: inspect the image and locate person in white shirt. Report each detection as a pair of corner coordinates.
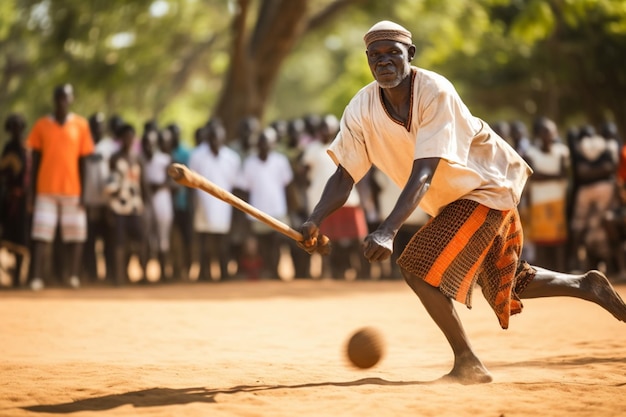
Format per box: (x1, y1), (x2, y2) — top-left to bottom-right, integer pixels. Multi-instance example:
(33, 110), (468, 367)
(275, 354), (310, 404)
(524, 117), (571, 272)
(83, 112), (119, 283)
(189, 119), (241, 282)
(302, 114), (369, 279)
(240, 127), (293, 279)
(142, 128), (174, 282)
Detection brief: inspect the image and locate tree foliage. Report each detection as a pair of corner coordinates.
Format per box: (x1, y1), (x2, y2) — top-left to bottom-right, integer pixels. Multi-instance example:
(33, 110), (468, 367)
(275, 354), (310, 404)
(1, 0), (625, 144)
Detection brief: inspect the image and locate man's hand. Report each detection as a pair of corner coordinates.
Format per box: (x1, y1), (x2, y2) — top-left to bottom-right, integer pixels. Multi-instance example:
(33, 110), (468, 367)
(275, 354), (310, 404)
(297, 221), (331, 255)
(363, 229), (394, 262)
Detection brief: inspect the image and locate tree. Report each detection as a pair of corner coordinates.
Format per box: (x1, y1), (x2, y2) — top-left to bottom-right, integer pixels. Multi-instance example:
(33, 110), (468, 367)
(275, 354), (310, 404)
(213, 0), (366, 137)
(433, 0), (626, 136)
(0, 0), (228, 134)
(2, 0), (624, 145)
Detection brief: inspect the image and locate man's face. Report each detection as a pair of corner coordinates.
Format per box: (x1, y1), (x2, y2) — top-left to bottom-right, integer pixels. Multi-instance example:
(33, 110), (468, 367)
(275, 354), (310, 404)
(55, 92), (74, 114)
(366, 40), (414, 89)
(208, 125), (224, 153)
(120, 130), (135, 150)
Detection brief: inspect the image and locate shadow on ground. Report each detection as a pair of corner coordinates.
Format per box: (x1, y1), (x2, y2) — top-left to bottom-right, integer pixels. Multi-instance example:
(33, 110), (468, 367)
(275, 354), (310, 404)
(22, 378), (430, 413)
(20, 354), (626, 413)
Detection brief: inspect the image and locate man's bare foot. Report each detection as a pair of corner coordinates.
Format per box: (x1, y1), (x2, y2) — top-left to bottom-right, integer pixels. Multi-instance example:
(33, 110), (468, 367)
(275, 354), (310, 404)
(438, 353), (493, 385)
(581, 270), (626, 322)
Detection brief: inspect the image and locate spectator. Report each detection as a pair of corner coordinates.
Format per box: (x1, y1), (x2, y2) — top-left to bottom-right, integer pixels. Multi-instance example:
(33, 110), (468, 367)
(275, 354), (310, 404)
(509, 120), (534, 262)
(105, 123), (149, 285)
(601, 122), (626, 280)
(142, 127), (174, 282)
(229, 116), (260, 277)
(569, 124), (619, 271)
(302, 114), (368, 279)
(299, 113), (322, 148)
(279, 117), (311, 279)
(509, 120), (532, 158)
(108, 114), (124, 141)
(524, 117), (570, 272)
(168, 122), (193, 281)
(564, 125), (581, 268)
(189, 120), (241, 282)
(0, 113), (31, 287)
(240, 127), (293, 279)
(83, 112), (119, 283)
(27, 84), (94, 290)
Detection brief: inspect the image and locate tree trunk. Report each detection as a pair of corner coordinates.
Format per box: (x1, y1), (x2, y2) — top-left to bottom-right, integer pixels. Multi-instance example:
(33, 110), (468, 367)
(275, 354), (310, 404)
(214, 0), (309, 139)
(213, 0), (360, 140)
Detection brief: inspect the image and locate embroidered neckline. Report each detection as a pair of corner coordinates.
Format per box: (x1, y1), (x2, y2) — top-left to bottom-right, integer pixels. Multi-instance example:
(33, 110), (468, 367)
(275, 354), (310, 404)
(378, 68), (415, 132)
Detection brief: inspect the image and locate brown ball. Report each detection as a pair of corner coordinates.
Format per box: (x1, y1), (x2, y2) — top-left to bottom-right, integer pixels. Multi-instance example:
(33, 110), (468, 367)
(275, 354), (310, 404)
(345, 327), (385, 369)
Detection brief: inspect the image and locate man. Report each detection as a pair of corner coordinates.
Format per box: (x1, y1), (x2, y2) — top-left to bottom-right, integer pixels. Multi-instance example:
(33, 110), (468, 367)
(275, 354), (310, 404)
(105, 123), (148, 286)
(142, 127), (174, 282)
(240, 127), (293, 279)
(0, 113), (30, 287)
(189, 119), (240, 282)
(27, 84), (94, 290)
(83, 112), (119, 283)
(568, 124), (619, 272)
(524, 117), (570, 272)
(167, 123), (193, 281)
(299, 21), (626, 384)
(229, 116), (261, 277)
(302, 113), (369, 279)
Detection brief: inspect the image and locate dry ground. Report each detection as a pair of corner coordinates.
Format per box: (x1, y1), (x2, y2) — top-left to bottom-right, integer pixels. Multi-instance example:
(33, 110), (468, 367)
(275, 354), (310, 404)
(1, 276), (626, 417)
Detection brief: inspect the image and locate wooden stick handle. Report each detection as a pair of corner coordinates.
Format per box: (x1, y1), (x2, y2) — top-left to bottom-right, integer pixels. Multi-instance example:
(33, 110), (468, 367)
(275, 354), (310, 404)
(167, 163), (304, 241)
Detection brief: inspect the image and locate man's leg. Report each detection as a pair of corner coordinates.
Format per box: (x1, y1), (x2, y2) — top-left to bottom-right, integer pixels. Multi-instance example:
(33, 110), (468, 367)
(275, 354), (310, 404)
(197, 233), (212, 282)
(83, 208), (98, 282)
(29, 194), (58, 290)
(29, 240), (49, 290)
(520, 266), (626, 322)
(402, 268), (493, 384)
(65, 241), (83, 288)
(60, 196), (88, 288)
(215, 234), (231, 281)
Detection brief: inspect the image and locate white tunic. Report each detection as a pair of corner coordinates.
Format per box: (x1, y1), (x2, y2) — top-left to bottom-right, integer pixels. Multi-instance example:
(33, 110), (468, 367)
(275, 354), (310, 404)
(189, 144), (241, 233)
(328, 66), (533, 217)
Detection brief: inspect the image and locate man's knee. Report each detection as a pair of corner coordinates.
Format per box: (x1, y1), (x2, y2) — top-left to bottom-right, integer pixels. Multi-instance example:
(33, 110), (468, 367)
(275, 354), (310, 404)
(401, 267), (429, 293)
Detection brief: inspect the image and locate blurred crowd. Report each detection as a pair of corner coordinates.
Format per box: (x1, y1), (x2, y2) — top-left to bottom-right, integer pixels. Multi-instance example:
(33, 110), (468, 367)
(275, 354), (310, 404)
(1, 84), (625, 290)
(492, 117), (625, 279)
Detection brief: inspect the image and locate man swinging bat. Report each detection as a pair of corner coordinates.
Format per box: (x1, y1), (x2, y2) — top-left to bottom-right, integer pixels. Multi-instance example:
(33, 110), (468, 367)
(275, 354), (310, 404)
(296, 20), (626, 384)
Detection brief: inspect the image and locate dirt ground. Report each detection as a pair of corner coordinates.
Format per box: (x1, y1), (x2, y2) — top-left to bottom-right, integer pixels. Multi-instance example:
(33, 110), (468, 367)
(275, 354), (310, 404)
(1, 275), (626, 417)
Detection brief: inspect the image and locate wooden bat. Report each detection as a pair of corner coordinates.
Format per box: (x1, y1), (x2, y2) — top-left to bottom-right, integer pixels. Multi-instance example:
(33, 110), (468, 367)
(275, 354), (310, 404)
(167, 163), (330, 254)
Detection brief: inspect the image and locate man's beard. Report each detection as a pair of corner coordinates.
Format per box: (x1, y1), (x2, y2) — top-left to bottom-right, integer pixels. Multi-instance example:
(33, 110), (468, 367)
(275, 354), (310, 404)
(376, 65), (410, 89)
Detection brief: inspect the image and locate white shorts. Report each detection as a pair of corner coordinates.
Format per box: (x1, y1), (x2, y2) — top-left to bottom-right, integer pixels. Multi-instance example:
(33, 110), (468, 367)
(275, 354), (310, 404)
(31, 194), (87, 243)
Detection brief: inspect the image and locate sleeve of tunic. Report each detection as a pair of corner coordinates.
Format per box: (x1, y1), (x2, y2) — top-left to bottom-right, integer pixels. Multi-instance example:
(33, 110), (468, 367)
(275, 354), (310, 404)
(413, 76), (480, 167)
(327, 100), (373, 183)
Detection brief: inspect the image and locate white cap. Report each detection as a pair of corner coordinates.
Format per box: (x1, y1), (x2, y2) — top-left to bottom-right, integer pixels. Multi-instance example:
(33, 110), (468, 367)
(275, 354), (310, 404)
(364, 20), (412, 48)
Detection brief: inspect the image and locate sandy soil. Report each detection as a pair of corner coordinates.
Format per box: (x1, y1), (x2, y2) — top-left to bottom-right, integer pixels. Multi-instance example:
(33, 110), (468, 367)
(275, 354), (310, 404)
(1, 277), (626, 417)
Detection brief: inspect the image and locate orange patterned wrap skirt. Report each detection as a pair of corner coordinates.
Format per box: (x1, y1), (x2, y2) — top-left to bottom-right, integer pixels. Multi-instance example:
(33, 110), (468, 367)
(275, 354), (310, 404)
(397, 199), (536, 329)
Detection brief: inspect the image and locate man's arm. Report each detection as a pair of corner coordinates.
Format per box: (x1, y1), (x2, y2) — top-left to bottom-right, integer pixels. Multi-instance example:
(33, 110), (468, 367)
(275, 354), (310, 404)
(28, 150), (41, 211)
(300, 165), (354, 248)
(363, 157), (440, 262)
(78, 155), (89, 205)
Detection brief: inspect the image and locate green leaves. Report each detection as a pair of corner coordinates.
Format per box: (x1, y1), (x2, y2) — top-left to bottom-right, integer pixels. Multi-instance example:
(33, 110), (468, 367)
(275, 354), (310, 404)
(1, 0), (625, 146)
